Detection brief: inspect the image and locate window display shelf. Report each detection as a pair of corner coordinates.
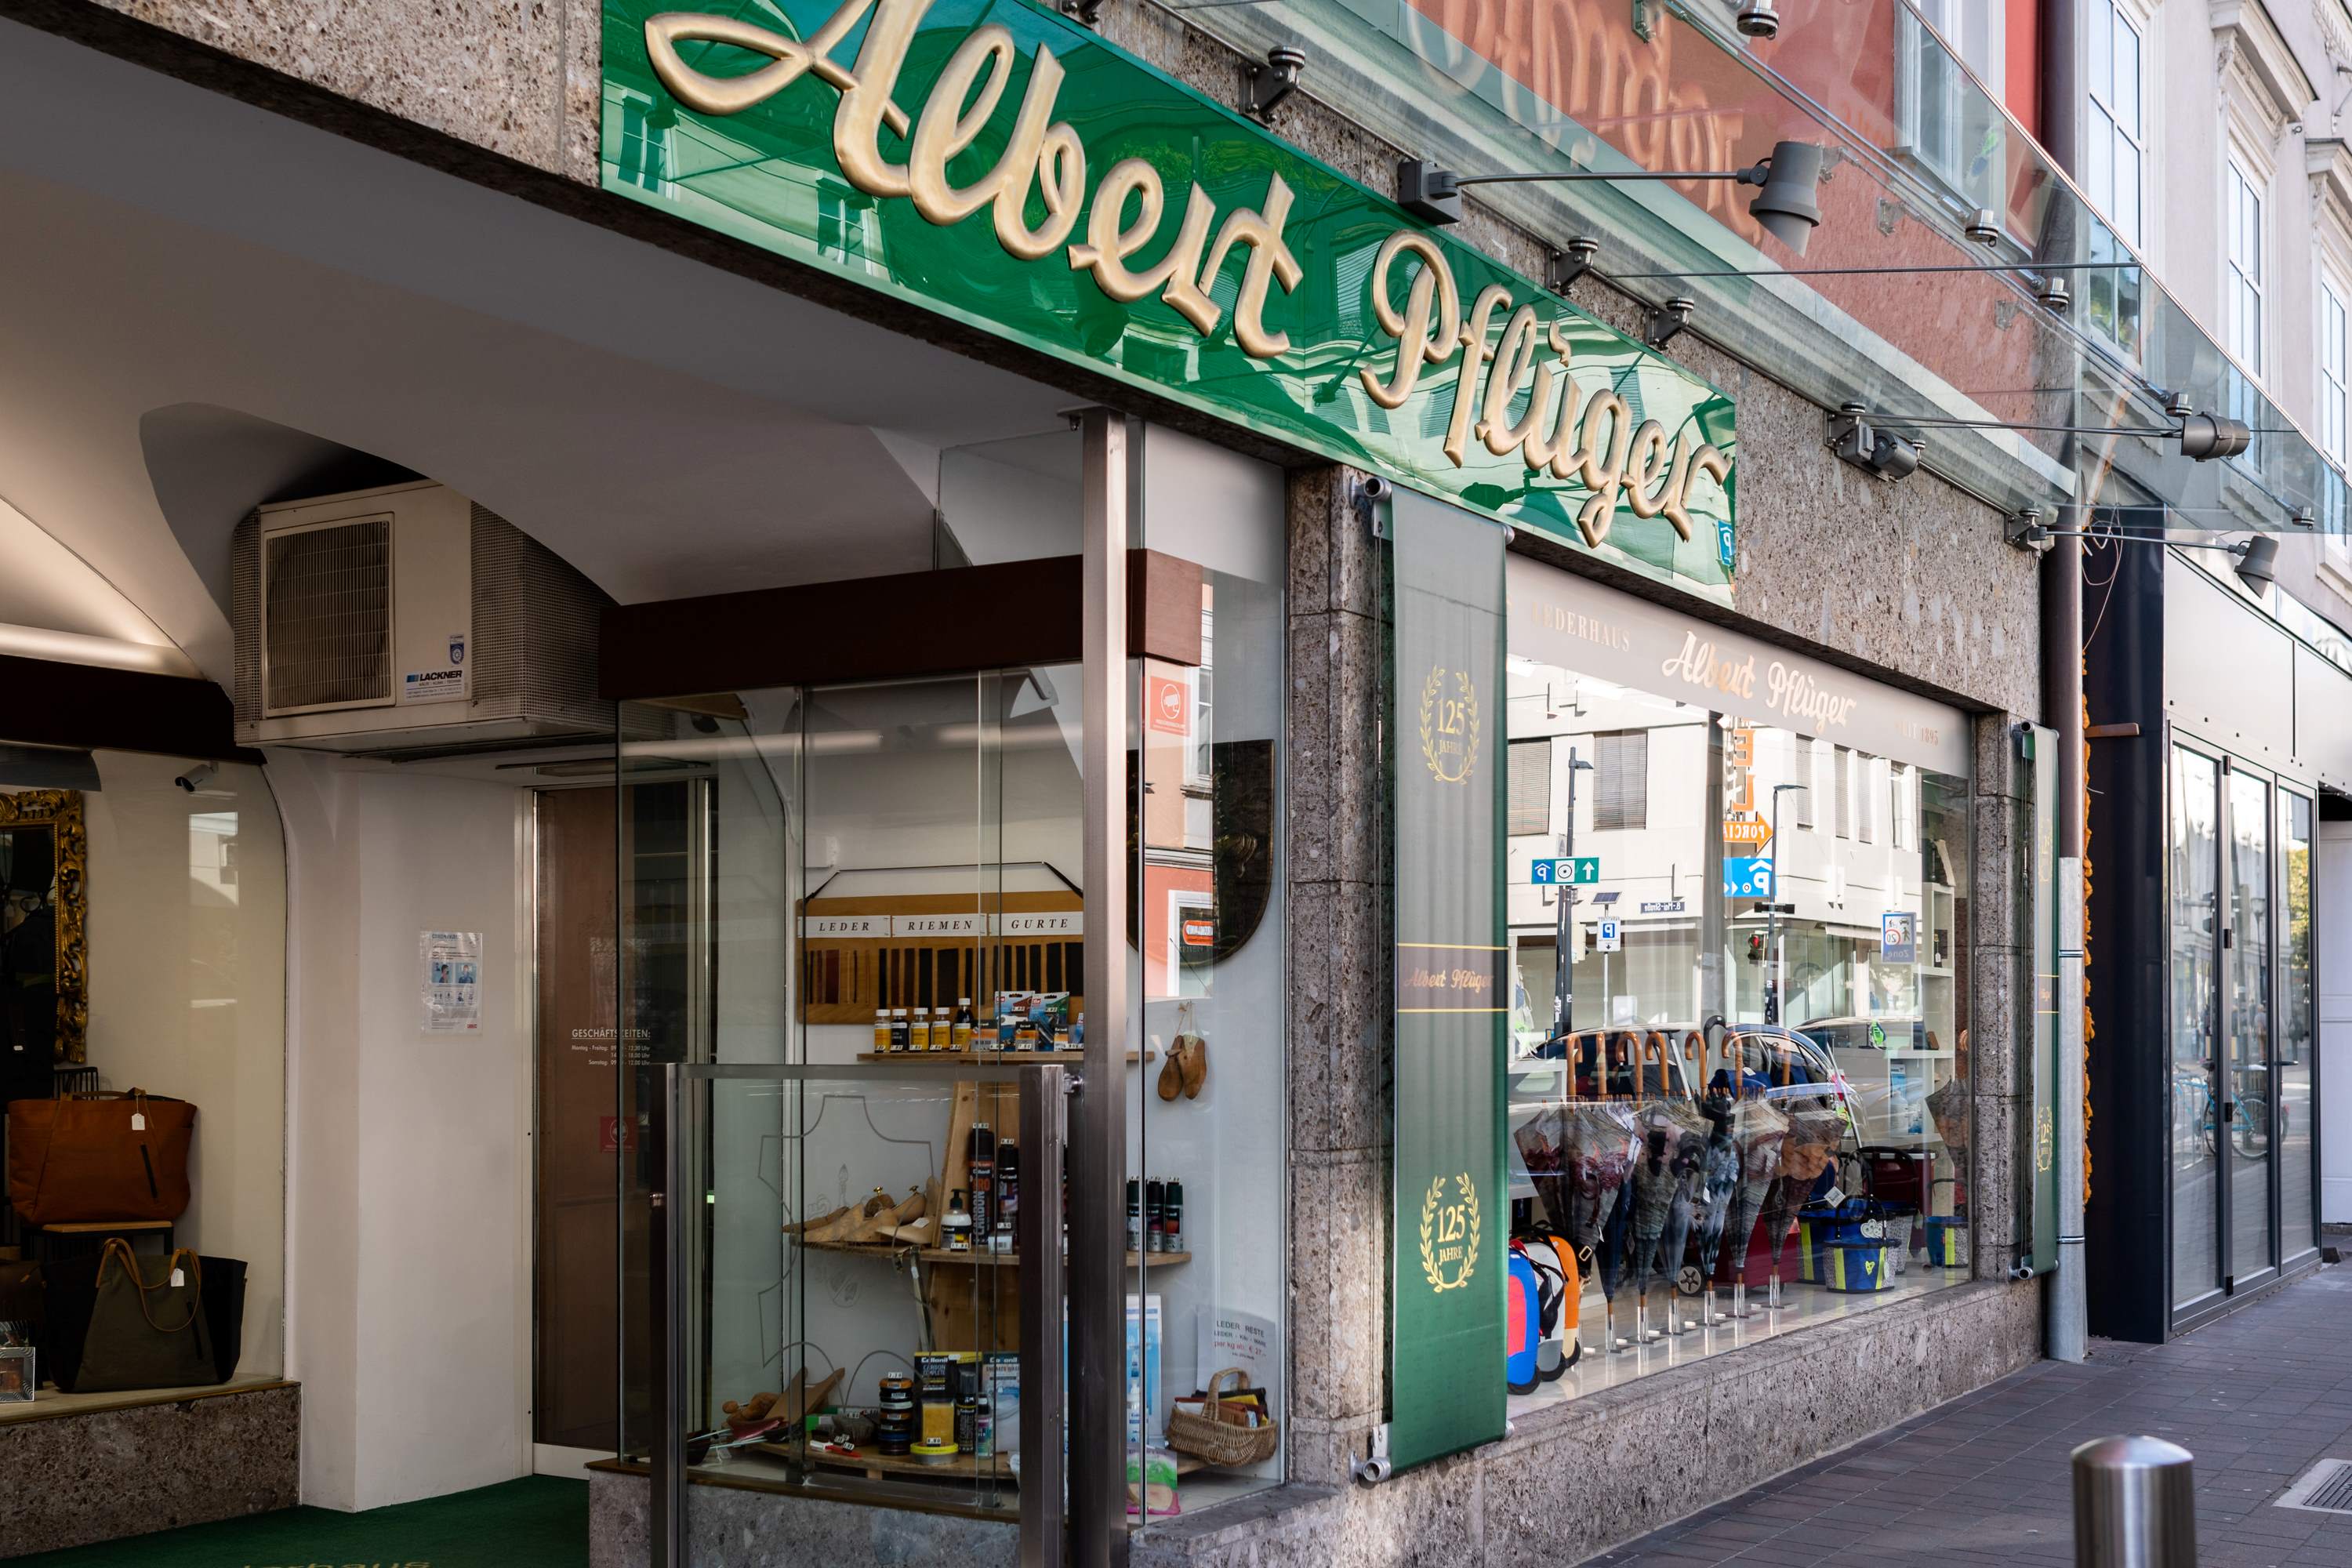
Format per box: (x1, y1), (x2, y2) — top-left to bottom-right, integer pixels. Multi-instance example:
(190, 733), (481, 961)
(802, 1239), (1190, 1267)
(771, 1441), (1210, 1483)
(852, 1049), (1156, 1065)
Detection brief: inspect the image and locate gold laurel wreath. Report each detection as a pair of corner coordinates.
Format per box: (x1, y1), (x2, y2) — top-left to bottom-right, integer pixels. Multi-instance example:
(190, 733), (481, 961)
(1417, 666), (1480, 786)
(1417, 1171), (1483, 1292)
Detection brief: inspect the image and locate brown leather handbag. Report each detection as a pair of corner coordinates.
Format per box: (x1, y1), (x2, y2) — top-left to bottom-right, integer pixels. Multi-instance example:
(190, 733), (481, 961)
(5, 1090), (195, 1225)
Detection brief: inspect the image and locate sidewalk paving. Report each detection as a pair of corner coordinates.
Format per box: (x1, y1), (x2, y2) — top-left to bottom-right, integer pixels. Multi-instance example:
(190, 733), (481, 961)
(1585, 1263), (2352, 1568)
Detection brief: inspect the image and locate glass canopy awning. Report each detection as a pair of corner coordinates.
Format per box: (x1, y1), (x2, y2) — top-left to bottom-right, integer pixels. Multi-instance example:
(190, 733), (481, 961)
(1164, 0), (2336, 537)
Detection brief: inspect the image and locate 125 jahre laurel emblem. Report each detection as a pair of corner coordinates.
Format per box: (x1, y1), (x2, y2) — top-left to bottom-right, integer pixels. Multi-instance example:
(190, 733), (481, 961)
(1417, 665), (1479, 785)
(1418, 1171), (1481, 1292)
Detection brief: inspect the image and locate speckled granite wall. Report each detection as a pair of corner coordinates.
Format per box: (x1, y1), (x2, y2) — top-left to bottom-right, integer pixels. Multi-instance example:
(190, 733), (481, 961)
(1129, 1280), (2040, 1568)
(588, 1468), (1018, 1568)
(0, 1383), (299, 1557)
(1283, 468), (1389, 1490)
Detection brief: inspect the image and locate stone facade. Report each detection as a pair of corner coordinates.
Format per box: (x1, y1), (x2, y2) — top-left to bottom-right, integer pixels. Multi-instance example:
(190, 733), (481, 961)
(3, 1), (2050, 1561)
(590, 1467), (1018, 1568)
(0, 1382), (300, 1556)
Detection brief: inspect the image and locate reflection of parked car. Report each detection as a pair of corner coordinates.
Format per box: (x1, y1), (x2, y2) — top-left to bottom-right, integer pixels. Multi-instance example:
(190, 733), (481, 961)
(1795, 1015), (1931, 1053)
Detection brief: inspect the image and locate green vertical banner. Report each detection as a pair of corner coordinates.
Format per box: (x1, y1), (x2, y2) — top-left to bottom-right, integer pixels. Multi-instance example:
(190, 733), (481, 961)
(2026, 723), (2059, 1276)
(1386, 487), (1507, 1472)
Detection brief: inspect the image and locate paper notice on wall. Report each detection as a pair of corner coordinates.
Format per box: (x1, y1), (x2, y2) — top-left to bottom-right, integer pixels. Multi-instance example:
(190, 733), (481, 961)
(1196, 1307), (1276, 1392)
(419, 930), (483, 1033)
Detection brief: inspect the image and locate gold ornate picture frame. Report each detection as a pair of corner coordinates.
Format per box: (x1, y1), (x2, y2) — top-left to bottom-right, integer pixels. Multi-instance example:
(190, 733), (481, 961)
(0, 789), (88, 1064)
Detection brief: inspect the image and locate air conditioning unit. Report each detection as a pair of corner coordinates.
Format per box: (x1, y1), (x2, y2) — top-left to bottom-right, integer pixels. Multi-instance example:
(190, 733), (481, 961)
(232, 481), (613, 756)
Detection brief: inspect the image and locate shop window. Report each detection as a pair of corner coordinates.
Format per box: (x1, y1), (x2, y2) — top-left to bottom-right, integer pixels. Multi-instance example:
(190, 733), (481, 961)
(1501, 598), (1973, 1405)
(1592, 730), (1646, 832)
(1, 755), (289, 1396)
(2321, 278), (2349, 481)
(1507, 739), (1552, 836)
(610, 424), (1290, 1529)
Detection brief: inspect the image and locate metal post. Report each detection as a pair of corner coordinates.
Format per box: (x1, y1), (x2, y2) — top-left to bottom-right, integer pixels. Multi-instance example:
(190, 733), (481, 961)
(1019, 1067), (1069, 1568)
(650, 1062), (687, 1568)
(2047, 526), (2089, 1359)
(2072, 1436), (2197, 1568)
(1552, 746), (1579, 1041)
(1069, 408), (1129, 1568)
(1766, 789), (1781, 1025)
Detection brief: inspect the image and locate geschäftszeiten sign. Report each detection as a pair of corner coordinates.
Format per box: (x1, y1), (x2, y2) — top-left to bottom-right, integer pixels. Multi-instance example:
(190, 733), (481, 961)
(605, 0), (1740, 593)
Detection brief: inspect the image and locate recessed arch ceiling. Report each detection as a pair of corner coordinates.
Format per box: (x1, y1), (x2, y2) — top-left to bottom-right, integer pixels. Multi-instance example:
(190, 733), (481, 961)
(0, 17), (1077, 685)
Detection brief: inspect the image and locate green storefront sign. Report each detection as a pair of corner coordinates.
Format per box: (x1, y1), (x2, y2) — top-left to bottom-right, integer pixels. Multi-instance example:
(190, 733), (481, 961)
(1385, 488), (1507, 1470)
(602, 0), (1738, 593)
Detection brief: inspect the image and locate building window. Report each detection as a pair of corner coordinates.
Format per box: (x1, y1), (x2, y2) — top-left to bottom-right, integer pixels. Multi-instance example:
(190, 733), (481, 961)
(2321, 278), (2348, 468)
(1835, 746), (1853, 839)
(617, 97), (669, 194)
(1857, 754), (1879, 844)
(1593, 730), (1647, 833)
(1507, 739), (1552, 836)
(1795, 737), (1817, 829)
(2085, 0), (2144, 354)
(2226, 160), (2265, 382)
(2086, 0), (2142, 247)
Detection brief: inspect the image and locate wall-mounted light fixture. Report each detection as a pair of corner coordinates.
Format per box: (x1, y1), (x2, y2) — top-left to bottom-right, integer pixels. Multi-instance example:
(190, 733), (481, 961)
(1398, 140), (1826, 253)
(1857, 406), (2252, 462)
(1828, 404), (1922, 483)
(2008, 510), (2283, 591)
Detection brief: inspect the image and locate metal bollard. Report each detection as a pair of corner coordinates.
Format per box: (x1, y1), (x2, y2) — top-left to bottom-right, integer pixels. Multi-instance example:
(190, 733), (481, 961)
(2073, 1436), (2198, 1568)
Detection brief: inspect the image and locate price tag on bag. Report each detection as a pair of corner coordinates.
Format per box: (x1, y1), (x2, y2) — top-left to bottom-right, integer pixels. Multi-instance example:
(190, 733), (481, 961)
(169, 1268), (184, 1287)
(131, 1114), (146, 1131)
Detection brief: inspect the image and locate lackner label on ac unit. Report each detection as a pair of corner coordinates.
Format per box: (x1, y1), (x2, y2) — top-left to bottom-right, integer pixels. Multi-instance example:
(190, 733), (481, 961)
(401, 666), (467, 704)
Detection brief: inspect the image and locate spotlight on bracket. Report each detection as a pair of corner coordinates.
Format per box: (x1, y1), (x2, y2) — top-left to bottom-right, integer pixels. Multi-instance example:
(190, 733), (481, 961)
(1734, 0), (1780, 38)
(2179, 412), (2253, 461)
(1829, 403), (1922, 484)
(1245, 45), (1306, 120)
(2234, 533), (2280, 589)
(1645, 296), (1696, 350)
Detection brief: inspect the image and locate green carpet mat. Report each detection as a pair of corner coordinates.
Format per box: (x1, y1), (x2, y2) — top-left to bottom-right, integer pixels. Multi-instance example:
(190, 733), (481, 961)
(9, 1475), (587, 1568)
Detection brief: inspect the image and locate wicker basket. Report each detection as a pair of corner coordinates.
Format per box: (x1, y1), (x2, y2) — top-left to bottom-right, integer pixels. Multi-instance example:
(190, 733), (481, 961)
(1164, 1368), (1279, 1468)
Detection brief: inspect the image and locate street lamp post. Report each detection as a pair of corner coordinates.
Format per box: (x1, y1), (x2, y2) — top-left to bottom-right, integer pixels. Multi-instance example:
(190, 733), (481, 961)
(1765, 782), (1807, 1025)
(1552, 748), (1596, 1046)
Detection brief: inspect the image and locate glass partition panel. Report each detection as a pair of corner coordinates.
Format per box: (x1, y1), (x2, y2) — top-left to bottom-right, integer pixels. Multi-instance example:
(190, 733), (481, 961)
(1130, 425), (1288, 1523)
(620, 675), (1078, 1550)
(2167, 746), (2221, 1315)
(2225, 769), (2274, 1282)
(2280, 790), (2317, 1265)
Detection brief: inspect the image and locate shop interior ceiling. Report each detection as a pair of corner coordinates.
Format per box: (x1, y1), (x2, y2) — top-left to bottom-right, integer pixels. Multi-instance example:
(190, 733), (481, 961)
(0, 16), (1075, 703)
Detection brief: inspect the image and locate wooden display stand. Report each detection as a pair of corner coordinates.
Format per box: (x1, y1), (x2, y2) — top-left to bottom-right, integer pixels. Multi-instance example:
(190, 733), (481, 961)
(799, 891), (1084, 1026)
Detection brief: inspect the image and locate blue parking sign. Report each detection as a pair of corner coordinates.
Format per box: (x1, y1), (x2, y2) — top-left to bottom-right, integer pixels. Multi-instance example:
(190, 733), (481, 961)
(1723, 856), (1773, 898)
